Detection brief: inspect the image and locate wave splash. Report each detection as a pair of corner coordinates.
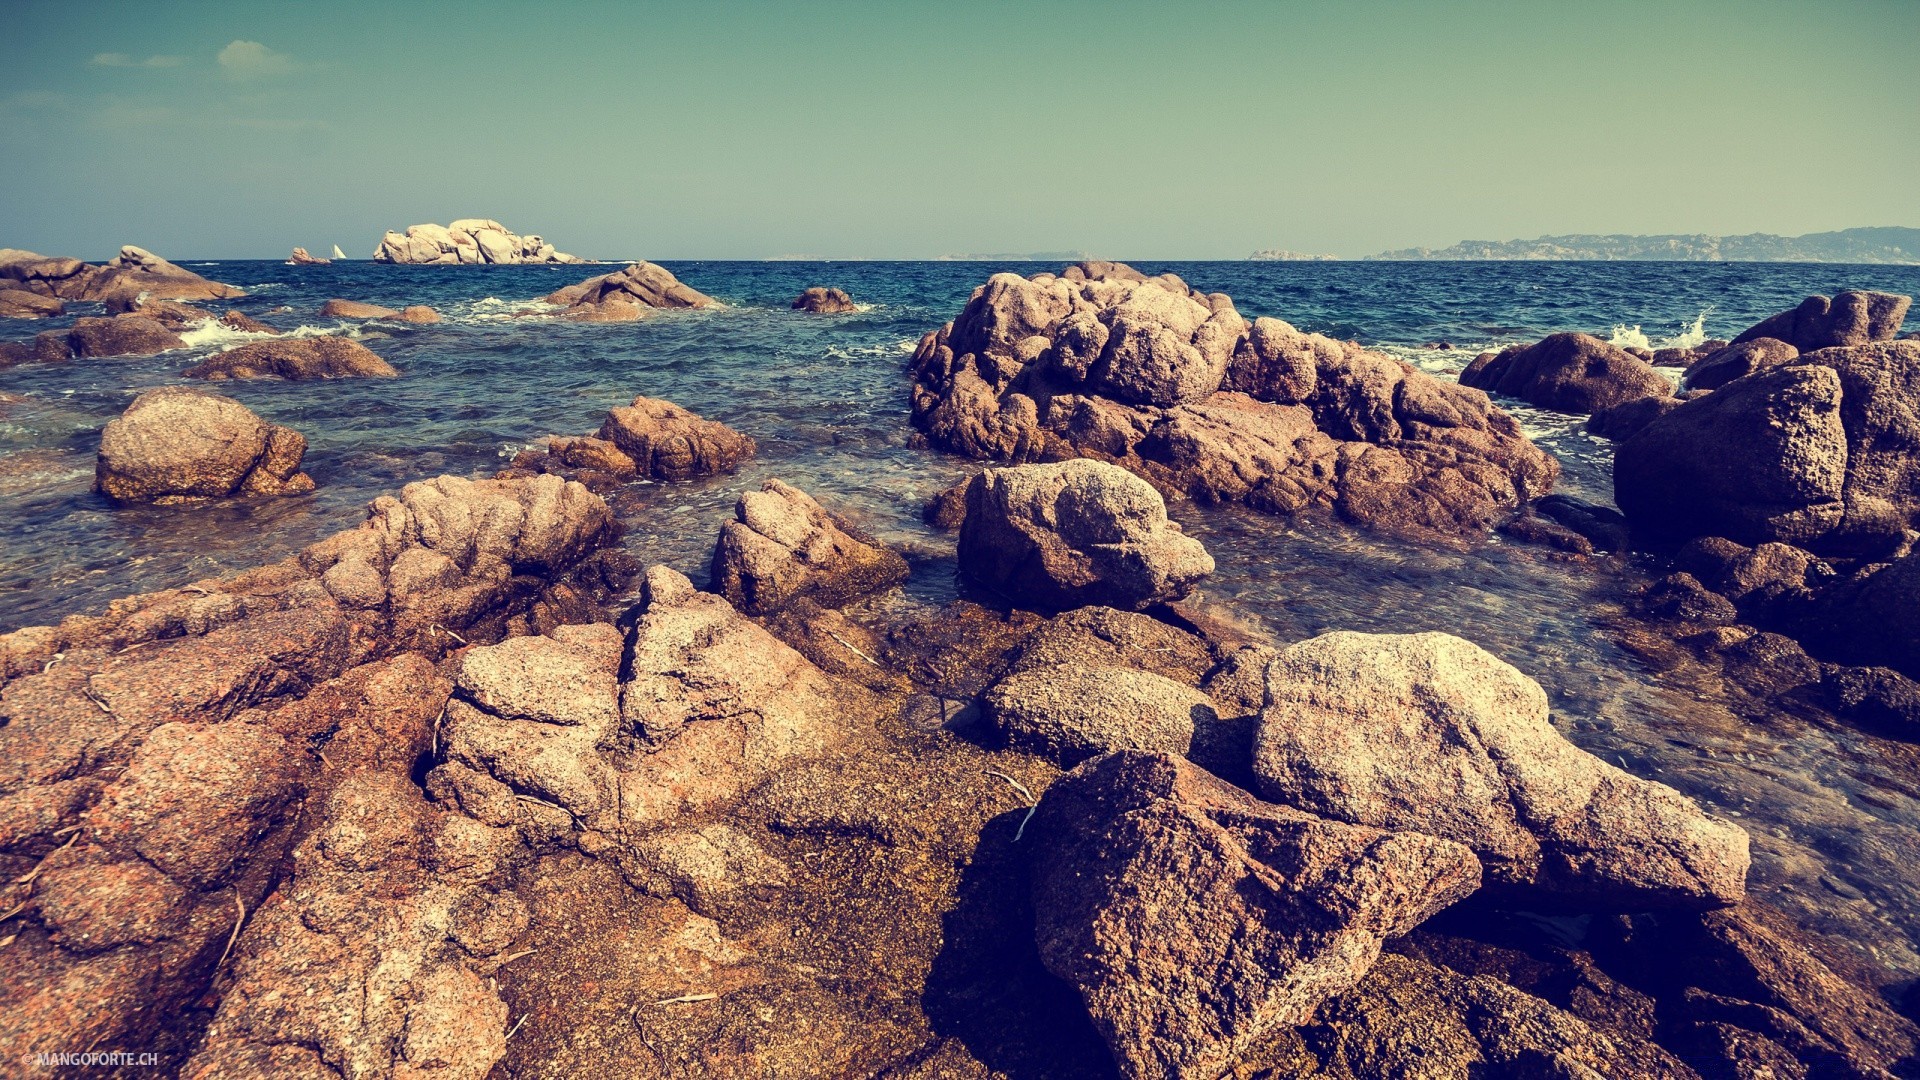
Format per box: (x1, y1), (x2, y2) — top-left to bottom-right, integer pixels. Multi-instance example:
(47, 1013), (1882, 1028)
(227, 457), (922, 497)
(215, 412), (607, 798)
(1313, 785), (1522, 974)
(1609, 309), (1712, 352)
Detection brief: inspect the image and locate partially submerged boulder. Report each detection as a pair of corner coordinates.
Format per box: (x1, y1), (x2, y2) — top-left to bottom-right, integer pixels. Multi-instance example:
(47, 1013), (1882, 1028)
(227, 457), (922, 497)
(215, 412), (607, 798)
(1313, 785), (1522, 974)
(792, 287), (856, 313)
(1615, 340), (1920, 552)
(956, 458), (1214, 611)
(543, 262), (716, 319)
(1253, 631), (1750, 909)
(709, 479), (907, 615)
(1028, 751), (1482, 1080)
(597, 396), (753, 480)
(64, 315), (185, 358)
(286, 246), (329, 265)
(1461, 332), (1675, 415)
(319, 298), (399, 319)
(0, 245), (244, 304)
(910, 262), (1557, 537)
(374, 220), (582, 265)
(184, 336), (399, 381)
(0, 289), (63, 318)
(1731, 290), (1911, 352)
(95, 387), (315, 503)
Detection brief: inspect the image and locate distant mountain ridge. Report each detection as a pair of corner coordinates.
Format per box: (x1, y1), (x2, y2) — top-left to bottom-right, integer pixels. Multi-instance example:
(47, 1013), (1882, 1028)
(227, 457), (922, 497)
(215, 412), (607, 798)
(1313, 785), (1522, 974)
(1361, 227), (1920, 263)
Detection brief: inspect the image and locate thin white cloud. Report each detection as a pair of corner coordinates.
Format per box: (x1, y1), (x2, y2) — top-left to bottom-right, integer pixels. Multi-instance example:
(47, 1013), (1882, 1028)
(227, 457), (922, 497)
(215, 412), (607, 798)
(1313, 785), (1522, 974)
(91, 52), (187, 69)
(216, 40), (294, 79)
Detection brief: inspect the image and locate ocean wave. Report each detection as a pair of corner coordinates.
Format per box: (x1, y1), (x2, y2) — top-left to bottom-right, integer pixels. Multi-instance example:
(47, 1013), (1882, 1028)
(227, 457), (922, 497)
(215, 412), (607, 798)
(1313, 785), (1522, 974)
(823, 338), (918, 361)
(1608, 309), (1712, 351)
(177, 321), (275, 350)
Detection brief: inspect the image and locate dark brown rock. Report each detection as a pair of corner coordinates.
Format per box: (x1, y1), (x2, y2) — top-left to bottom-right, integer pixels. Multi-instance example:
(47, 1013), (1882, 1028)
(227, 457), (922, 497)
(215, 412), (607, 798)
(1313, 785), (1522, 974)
(184, 336), (399, 380)
(1731, 291), (1911, 352)
(1460, 332), (1676, 415)
(1682, 337), (1802, 392)
(595, 395), (754, 480)
(1586, 393), (1690, 441)
(66, 315), (185, 358)
(1028, 751), (1482, 1080)
(95, 387), (315, 503)
(319, 298), (399, 319)
(792, 286), (856, 313)
(544, 261), (716, 319)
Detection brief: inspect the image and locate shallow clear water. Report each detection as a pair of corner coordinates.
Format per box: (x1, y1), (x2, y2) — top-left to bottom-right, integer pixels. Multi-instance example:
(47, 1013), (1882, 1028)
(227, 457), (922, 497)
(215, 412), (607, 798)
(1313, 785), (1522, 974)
(4, 259), (1919, 986)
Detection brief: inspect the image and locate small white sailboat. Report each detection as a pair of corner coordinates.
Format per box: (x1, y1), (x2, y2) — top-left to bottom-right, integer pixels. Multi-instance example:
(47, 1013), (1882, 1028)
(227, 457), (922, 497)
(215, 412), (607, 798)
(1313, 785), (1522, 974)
(331, 244), (347, 260)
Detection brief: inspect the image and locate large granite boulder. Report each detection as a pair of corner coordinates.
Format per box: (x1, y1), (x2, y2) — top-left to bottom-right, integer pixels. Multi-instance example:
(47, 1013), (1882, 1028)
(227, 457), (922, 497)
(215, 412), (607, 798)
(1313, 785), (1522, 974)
(982, 664), (1211, 765)
(1681, 337), (1801, 392)
(0, 247), (94, 296)
(1796, 550), (1920, 679)
(1253, 631), (1750, 909)
(0, 289), (63, 318)
(596, 395), (753, 480)
(184, 337), (399, 381)
(792, 287), (856, 313)
(1028, 751), (1482, 1080)
(543, 262), (716, 320)
(65, 315), (185, 358)
(1731, 290), (1911, 352)
(96, 387), (315, 503)
(373, 220), (583, 265)
(286, 246), (329, 265)
(63, 246), (243, 304)
(709, 480), (907, 615)
(1616, 340), (1920, 552)
(956, 458), (1214, 611)
(1460, 332), (1675, 414)
(910, 262), (1557, 537)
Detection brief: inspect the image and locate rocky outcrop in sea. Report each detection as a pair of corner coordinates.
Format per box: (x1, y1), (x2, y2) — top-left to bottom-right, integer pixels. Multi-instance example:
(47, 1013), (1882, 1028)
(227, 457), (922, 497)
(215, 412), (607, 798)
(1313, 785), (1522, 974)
(373, 219), (584, 265)
(0, 245), (243, 305)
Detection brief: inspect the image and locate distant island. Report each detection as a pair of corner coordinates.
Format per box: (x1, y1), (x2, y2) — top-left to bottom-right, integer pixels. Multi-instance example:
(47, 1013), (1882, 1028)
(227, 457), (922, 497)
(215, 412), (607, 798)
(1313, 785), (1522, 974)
(1249, 249), (1338, 261)
(1356, 226), (1920, 263)
(937, 250), (1094, 262)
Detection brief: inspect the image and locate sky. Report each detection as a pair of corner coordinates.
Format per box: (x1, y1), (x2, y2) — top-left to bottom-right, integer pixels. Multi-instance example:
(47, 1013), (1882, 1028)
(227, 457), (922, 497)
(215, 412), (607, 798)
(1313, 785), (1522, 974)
(1, 0), (1915, 260)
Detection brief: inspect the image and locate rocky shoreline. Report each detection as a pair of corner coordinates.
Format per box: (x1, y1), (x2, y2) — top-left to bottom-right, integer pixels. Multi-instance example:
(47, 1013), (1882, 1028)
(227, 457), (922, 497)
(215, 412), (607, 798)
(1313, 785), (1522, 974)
(0, 260), (1917, 1078)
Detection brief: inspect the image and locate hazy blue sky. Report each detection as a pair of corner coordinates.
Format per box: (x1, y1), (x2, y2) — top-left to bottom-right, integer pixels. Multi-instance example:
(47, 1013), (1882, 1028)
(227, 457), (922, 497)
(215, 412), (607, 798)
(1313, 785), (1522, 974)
(2, 0), (1914, 259)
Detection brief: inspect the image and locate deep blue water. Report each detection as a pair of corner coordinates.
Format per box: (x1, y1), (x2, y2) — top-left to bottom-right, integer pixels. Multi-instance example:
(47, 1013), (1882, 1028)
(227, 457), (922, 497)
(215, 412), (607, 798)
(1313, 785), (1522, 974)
(3, 258), (1919, 985)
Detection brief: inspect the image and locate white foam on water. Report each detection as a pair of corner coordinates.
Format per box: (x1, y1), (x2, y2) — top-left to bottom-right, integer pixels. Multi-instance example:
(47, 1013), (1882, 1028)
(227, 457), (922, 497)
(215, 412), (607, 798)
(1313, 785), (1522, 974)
(1607, 324), (1652, 350)
(176, 321), (274, 350)
(823, 338), (920, 361)
(1610, 309), (1714, 352)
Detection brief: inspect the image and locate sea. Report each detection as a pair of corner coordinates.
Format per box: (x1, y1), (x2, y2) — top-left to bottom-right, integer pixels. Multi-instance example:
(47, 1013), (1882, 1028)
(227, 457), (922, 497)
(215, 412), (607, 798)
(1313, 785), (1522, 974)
(4, 258), (1920, 989)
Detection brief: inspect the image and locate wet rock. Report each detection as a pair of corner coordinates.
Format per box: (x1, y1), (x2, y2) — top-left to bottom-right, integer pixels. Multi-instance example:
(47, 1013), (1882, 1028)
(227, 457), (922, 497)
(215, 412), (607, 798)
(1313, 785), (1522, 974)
(1820, 665), (1920, 740)
(1304, 953), (1697, 1078)
(319, 298), (399, 318)
(69, 246), (244, 304)
(96, 387), (315, 503)
(1498, 511), (1595, 555)
(1682, 337), (1802, 392)
(983, 664), (1212, 765)
(0, 288), (62, 318)
(1731, 290), (1911, 352)
(1534, 494), (1631, 552)
(792, 286), (856, 313)
(922, 479), (969, 529)
(65, 315), (185, 358)
(592, 395), (754, 481)
(710, 479), (907, 615)
(1460, 332), (1676, 415)
(1797, 550), (1920, 679)
(107, 297), (217, 328)
(184, 336), (399, 380)
(1253, 631), (1750, 909)
(1028, 751), (1482, 1080)
(1586, 393), (1690, 441)
(397, 304), (440, 324)
(1653, 339), (1728, 367)
(374, 219), (582, 265)
(1618, 340), (1920, 553)
(543, 261), (715, 318)
(957, 458), (1214, 611)
(910, 262), (1557, 538)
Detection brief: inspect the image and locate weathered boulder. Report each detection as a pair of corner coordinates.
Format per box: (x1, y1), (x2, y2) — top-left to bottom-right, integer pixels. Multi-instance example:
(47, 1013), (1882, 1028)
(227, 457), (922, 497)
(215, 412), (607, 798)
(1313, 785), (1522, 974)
(1616, 341), (1920, 552)
(73, 246), (243, 304)
(286, 246), (329, 265)
(1731, 290), (1911, 352)
(0, 288), (62, 318)
(543, 262), (716, 319)
(1796, 550), (1920, 679)
(0, 247), (94, 296)
(1028, 751), (1482, 1080)
(1682, 337), (1801, 392)
(597, 395), (753, 480)
(1585, 392), (1690, 441)
(220, 310), (278, 334)
(1253, 631), (1750, 909)
(982, 664), (1211, 764)
(96, 387), (315, 503)
(319, 298), (399, 319)
(373, 220), (582, 265)
(184, 336), (399, 380)
(792, 287), (856, 313)
(1461, 332), (1675, 414)
(910, 262), (1556, 537)
(397, 305), (440, 324)
(709, 479), (907, 615)
(107, 297), (217, 329)
(956, 459), (1214, 611)
(65, 315), (185, 358)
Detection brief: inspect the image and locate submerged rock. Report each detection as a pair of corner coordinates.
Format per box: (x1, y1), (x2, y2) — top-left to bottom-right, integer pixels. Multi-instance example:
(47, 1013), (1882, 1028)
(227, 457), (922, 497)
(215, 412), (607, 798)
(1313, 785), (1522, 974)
(792, 286), (856, 313)
(1028, 751), (1482, 1080)
(910, 262), (1557, 537)
(1616, 340), (1920, 552)
(373, 220), (583, 265)
(1461, 332), (1675, 415)
(543, 261), (716, 319)
(957, 458), (1214, 611)
(184, 336), (399, 380)
(319, 298), (399, 318)
(710, 479), (907, 616)
(1731, 290), (1911, 352)
(1253, 631), (1750, 909)
(96, 387), (315, 503)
